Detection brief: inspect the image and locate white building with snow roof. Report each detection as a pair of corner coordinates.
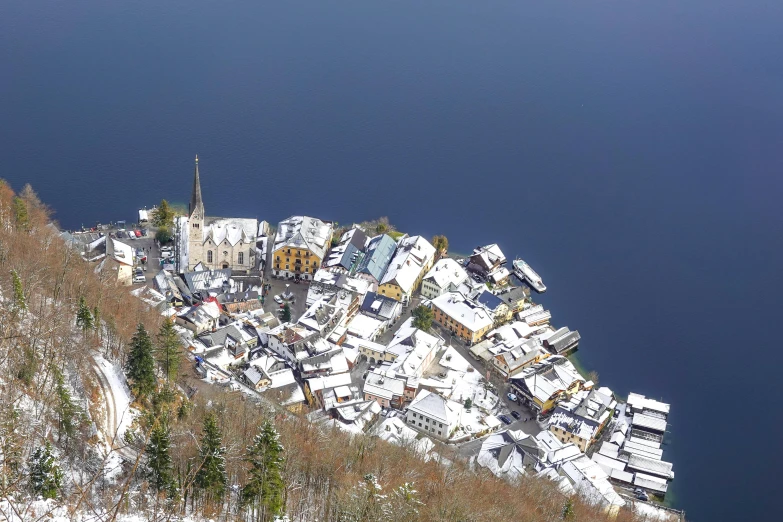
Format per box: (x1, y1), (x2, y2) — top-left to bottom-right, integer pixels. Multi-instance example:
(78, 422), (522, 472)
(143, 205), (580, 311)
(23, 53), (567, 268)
(378, 235), (436, 304)
(421, 258), (469, 299)
(405, 389), (461, 440)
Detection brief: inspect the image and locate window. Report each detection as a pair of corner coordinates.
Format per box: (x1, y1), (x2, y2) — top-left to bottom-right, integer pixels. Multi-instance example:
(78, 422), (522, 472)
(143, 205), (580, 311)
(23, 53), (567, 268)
(223, 251), (228, 256)
(306, 260), (309, 265)
(305, 251), (309, 257)
(207, 251), (213, 263)
(238, 252), (244, 264)
(438, 431), (442, 436)
(418, 422), (422, 427)
(285, 264), (289, 270)
(192, 223), (199, 228)
(276, 256), (280, 261)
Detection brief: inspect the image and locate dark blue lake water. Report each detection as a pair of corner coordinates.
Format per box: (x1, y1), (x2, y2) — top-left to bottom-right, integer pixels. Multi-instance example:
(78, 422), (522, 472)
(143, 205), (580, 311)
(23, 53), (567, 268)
(2, 1), (782, 519)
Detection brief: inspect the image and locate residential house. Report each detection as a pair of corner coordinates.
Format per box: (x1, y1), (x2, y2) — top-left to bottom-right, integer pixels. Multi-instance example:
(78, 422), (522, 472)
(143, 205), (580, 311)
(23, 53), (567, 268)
(509, 355), (587, 415)
(297, 296), (345, 337)
(183, 267), (234, 300)
(476, 290), (511, 323)
(217, 290), (261, 314)
(405, 389), (461, 440)
(324, 227), (367, 272)
(176, 301), (221, 334)
(492, 339), (550, 380)
(102, 237), (134, 286)
(494, 284), (530, 314)
(373, 417), (435, 458)
(549, 387), (616, 452)
(197, 321), (258, 361)
(363, 371), (406, 409)
(344, 336), (390, 365)
(345, 314), (385, 341)
(560, 456), (626, 516)
(154, 270), (184, 306)
(421, 258), (469, 299)
(477, 429), (582, 480)
(272, 215), (333, 280)
(431, 292), (494, 344)
(353, 234), (398, 289)
(359, 292), (403, 328)
(378, 235), (436, 304)
(265, 323), (318, 365)
(304, 372), (353, 408)
(467, 244), (510, 284)
(300, 347), (349, 379)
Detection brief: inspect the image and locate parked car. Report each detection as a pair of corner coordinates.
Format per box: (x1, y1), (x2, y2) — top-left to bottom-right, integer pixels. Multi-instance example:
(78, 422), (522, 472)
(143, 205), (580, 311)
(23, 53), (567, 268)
(127, 232), (136, 240)
(115, 230), (125, 238)
(161, 251), (173, 259)
(140, 228), (148, 236)
(498, 415), (513, 425)
(274, 295), (283, 304)
(381, 409), (388, 417)
(134, 230), (142, 237)
(133, 273), (145, 284)
(510, 411), (521, 420)
(507, 392), (518, 402)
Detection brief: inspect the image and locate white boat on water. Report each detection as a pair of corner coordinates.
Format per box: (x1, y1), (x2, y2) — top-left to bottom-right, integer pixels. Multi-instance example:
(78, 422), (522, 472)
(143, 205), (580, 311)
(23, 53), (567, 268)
(513, 259), (546, 293)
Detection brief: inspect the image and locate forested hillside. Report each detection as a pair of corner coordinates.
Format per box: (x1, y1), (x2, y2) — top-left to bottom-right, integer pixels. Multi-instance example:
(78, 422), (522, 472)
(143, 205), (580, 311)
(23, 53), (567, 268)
(0, 179), (649, 521)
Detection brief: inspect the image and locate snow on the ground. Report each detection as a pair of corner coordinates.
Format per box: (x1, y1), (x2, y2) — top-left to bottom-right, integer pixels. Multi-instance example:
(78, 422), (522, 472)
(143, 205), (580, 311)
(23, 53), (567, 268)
(438, 346), (499, 413)
(632, 501), (678, 521)
(95, 354), (135, 440)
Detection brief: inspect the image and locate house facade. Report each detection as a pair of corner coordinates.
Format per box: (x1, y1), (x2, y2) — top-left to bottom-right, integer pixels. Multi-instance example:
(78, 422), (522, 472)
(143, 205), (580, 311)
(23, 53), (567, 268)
(378, 235), (435, 304)
(272, 215), (333, 280)
(405, 390), (460, 440)
(421, 257), (469, 299)
(430, 292), (494, 344)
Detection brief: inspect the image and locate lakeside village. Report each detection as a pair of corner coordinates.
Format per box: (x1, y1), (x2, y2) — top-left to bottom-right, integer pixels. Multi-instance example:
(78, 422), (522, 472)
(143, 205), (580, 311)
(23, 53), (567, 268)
(62, 158), (682, 520)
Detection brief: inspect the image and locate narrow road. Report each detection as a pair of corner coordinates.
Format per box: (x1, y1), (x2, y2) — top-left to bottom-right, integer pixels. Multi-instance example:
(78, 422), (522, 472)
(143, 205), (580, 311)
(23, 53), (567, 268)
(92, 357), (137, 462)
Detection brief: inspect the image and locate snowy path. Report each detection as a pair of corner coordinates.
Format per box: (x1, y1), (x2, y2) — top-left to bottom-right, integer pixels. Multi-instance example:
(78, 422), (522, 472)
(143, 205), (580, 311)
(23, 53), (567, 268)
(92, 355), (137, 462)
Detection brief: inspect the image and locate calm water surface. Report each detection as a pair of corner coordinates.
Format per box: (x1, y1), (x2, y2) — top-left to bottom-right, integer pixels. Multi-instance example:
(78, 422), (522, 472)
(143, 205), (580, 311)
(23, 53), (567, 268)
(3, 2), (782, 520)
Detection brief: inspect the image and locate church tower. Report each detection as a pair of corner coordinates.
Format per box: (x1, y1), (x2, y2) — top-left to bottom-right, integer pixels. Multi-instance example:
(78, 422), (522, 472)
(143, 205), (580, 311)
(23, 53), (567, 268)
(188, 155), (206, 269)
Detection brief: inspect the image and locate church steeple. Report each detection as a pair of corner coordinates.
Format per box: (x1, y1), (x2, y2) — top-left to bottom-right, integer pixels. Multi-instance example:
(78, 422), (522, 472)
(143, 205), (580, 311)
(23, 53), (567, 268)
(189, 155), (205, 218)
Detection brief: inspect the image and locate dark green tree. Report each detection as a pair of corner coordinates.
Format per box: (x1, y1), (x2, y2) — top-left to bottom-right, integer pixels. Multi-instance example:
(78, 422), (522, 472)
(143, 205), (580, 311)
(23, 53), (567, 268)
(464, 397), (472, 410)
(281, 303), (291, 323)
(28, 442), (62, 500)
(125, 323), (157, 399)
(155, 318), (181, 383)
(411, 305), (433, 332)
(194, 413), (227, 501)
(12, 197), (28, 230)
(10, 269), (25, 313)
(75, 296), (93, 335)
(155, 226), (173, 244)
(241, 420), (286, 519)
(146, 416), (176, 496)
(52, 365), (81, 442)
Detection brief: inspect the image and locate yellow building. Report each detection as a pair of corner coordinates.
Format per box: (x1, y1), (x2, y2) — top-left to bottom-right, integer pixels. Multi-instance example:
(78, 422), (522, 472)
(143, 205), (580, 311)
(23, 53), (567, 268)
(430, 292), (494, 344)
(377, 235), (436, 304)
(272, 216), (333, 281)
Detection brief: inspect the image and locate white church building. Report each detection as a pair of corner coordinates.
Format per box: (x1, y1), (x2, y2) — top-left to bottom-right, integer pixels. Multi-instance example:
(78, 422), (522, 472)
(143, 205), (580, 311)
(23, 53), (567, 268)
(179, 157), (260, 272)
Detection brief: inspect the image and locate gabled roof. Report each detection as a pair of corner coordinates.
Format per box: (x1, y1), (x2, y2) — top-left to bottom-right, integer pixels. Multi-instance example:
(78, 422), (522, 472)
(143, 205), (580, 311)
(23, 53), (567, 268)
(325, 227), (367, 270)
(274, 215), (332, 259)
(355, 234), (397, 282)
(183, 268), (232, 294)
(360, 292), (401, 321)
(423, 258), (468, 290)
(380, 236), (435, 293)
(477, 290), (505, 312)
(203, 217), (258, 246)
(431, 292), (493, 332)
(408, 390), (460, 426)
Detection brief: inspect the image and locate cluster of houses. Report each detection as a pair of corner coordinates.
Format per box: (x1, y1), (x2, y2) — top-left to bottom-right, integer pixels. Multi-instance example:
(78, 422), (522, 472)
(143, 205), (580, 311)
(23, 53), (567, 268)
(65, 158), (678, 519)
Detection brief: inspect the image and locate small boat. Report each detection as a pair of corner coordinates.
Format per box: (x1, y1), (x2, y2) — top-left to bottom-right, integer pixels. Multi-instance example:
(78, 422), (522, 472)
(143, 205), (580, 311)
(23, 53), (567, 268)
(513, 258), (546, 293)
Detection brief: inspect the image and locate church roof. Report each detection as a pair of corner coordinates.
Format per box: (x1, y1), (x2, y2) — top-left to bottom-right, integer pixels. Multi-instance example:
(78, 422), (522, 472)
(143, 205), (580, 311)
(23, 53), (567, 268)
(189, 155), (204, 218)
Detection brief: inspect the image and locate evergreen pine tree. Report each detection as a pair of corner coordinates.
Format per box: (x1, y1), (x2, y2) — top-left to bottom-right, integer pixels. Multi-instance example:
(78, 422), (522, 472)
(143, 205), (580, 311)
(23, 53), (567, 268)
(281, 303), (291, 323)
(145, 415), (176, 496)
(125, 323), (156, 399)
(241, 419), (286, 518)
(155, 318), (181, 383)
(75, 296), (93, 334)
(52, 365), (81, 441)
(10, 269), (25, 313)
(194, 413), (227, 501)
(28, 442), (62, 500)
(12, 197), (28, 230)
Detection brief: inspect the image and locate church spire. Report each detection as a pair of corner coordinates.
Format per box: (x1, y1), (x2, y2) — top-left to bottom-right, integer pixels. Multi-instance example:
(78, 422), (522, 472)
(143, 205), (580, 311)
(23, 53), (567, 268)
(189, 155), (204, 218)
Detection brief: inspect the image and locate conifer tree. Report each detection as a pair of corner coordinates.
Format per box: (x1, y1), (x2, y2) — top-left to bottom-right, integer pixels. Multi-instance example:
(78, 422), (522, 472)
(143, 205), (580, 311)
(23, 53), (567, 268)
(146, 415), (176, 496)
(155, 318), (181, 383)
(125, 323), (156, 399)
(28, 442), (62, 500)
(241, 419), (286, 519)
(12, 197), (28, 230)
(52, 365), (81, 442)
(10, 269), (25, 313)
(75, 296), (93, 335)
(281, 303), (291, 323)
(194, 413), (227, 502)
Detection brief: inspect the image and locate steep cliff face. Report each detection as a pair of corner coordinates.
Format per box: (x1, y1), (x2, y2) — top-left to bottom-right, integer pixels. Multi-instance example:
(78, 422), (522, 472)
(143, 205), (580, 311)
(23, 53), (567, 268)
(0, 180), (656, 522)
